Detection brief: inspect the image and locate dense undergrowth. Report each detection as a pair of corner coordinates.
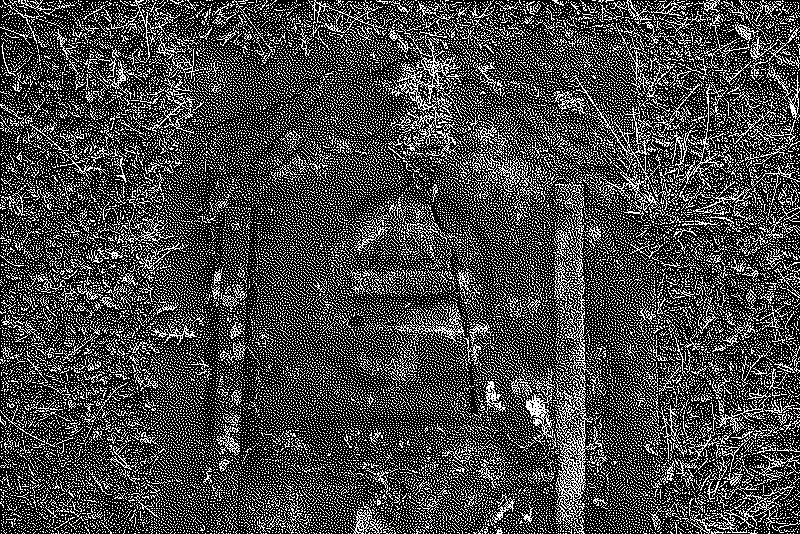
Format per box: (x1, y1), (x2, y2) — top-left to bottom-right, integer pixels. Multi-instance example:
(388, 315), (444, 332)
(1, 1), (798, 533)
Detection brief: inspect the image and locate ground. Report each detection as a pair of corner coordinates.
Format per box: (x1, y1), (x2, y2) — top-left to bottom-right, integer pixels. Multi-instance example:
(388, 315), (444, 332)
(2, 2), (798, 534)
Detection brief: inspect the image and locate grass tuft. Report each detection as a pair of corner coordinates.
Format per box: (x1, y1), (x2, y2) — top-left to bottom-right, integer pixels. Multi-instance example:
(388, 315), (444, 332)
(1, 1), (199, 532)
(600, 1), (800, 531)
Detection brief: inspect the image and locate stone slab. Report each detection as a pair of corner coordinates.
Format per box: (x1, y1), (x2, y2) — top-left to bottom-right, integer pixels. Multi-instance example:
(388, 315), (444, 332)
(152, 23), (643, 532)
(552, 184), (587, 534)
